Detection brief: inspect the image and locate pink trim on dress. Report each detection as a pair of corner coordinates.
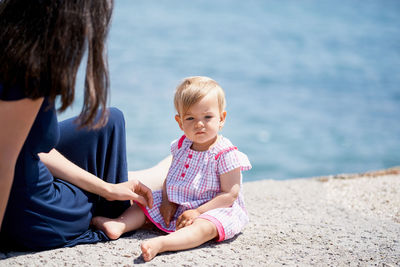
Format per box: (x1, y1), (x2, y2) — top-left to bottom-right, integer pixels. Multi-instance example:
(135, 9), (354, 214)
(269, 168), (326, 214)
(177, 135), (186, 149)
(215, 146), (237, 160)
(199, 214), (226, 242)
(135, 202), (173, 233)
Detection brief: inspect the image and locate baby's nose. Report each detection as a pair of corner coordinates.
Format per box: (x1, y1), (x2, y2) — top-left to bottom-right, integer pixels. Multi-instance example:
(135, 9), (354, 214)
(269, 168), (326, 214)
(195, 120), (204, 128)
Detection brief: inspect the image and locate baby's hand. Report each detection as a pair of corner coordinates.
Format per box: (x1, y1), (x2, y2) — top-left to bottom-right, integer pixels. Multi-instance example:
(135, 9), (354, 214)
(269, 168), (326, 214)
(176, 209), (201, 230)
(159, 199), (177, 227)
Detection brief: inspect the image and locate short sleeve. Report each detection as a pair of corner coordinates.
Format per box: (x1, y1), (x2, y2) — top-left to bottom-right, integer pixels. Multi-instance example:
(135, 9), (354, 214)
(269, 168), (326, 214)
(217, 149), (252, 175)
(0, 83), (27, 101)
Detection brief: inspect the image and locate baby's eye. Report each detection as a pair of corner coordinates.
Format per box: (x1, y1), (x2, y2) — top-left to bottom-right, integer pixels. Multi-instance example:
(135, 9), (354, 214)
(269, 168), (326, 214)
(185, 117), (194, 121)
(205, 115), (213, 119)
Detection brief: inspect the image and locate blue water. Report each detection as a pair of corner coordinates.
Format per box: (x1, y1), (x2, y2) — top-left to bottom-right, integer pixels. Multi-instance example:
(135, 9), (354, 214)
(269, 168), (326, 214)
(59, 0), (400, 181)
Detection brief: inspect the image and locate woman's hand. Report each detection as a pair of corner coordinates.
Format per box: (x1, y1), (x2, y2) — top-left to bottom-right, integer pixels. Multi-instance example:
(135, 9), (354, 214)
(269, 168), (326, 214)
(105, 180), (153, 208)
(176, 209), (201, 230)
(159, 198), (177, 227)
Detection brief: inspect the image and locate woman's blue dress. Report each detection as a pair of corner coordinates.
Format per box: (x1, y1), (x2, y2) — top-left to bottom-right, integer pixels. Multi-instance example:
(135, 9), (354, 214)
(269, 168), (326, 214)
(0, 84), (130, 250)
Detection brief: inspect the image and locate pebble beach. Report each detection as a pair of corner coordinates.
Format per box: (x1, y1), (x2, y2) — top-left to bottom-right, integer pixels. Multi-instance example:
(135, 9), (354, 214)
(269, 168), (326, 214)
(1, 168), (399, 266)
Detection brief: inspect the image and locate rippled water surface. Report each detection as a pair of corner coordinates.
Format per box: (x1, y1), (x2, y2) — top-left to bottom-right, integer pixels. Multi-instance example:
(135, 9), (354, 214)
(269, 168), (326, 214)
(60, 0), (400, 181)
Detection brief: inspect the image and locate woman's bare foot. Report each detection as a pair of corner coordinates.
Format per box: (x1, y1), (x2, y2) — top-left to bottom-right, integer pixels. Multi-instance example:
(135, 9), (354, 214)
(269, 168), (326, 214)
(140, 238), (163, 262)
(91, 216), (125, 240)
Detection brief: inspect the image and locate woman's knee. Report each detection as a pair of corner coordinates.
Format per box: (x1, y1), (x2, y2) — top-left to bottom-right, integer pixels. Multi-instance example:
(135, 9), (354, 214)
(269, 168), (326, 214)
(108, 107), (124, 121)
(97, 107), (126, 134)
(107, 107), (125, 127)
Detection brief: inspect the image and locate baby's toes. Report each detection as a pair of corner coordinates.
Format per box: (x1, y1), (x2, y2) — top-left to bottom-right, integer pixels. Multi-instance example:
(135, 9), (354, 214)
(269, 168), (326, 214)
(140, 242), (154, 262)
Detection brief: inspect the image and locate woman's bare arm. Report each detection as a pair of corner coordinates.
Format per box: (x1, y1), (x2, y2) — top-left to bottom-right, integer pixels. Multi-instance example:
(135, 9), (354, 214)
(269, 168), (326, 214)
(39, 149), (153, 207)
(0, 98), (44, 230)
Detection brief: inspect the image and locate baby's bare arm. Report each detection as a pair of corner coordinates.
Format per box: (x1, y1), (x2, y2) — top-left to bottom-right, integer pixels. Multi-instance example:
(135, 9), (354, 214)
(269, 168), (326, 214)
(197, 167), (241, 213)
(159, 179), (177, 227)
(176, 168), (241, 229)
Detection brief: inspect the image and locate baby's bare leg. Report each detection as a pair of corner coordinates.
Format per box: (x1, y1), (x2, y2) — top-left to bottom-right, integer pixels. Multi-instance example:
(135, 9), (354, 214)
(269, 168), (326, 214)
(141, 218), (218, 262)
(91, 204), (146, 240)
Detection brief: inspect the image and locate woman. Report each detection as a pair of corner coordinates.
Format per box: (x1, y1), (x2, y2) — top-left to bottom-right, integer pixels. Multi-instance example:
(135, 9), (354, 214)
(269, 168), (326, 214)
(0, 0), (166, 250)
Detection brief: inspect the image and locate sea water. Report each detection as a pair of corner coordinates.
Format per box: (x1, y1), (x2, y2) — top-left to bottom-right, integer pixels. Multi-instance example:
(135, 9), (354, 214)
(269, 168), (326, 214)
(59, 0), (400, 181)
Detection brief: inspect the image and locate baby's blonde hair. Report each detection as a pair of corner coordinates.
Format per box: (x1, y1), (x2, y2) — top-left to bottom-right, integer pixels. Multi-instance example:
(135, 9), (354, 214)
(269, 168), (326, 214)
(174, 76), (226, 116)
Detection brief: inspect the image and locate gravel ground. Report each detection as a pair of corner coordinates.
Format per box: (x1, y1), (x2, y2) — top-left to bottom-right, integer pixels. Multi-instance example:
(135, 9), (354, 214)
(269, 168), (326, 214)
(1, 168), (399, 266)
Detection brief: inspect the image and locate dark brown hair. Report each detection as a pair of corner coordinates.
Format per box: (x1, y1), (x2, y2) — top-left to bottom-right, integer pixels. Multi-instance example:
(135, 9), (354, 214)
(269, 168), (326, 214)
(0, 0), (114, 128)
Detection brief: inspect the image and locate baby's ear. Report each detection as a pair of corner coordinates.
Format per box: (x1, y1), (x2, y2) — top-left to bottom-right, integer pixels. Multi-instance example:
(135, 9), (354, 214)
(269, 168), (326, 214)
(175, 114), (184, 131)
(219, 111), (227, 129)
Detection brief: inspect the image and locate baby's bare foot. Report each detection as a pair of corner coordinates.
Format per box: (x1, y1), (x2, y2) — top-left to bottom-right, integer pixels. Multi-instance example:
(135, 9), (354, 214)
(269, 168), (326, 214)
(140, 239), (163, 262)
(91, 216), (125, 240)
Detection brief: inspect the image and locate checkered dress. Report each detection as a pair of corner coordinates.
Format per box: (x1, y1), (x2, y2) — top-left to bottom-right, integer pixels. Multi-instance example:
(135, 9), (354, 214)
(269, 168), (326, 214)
(140, 135), (251, 241)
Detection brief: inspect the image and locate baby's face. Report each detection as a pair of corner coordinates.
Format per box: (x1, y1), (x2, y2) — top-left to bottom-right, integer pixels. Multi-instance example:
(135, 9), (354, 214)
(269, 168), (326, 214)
(175, 93), (226, 151)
